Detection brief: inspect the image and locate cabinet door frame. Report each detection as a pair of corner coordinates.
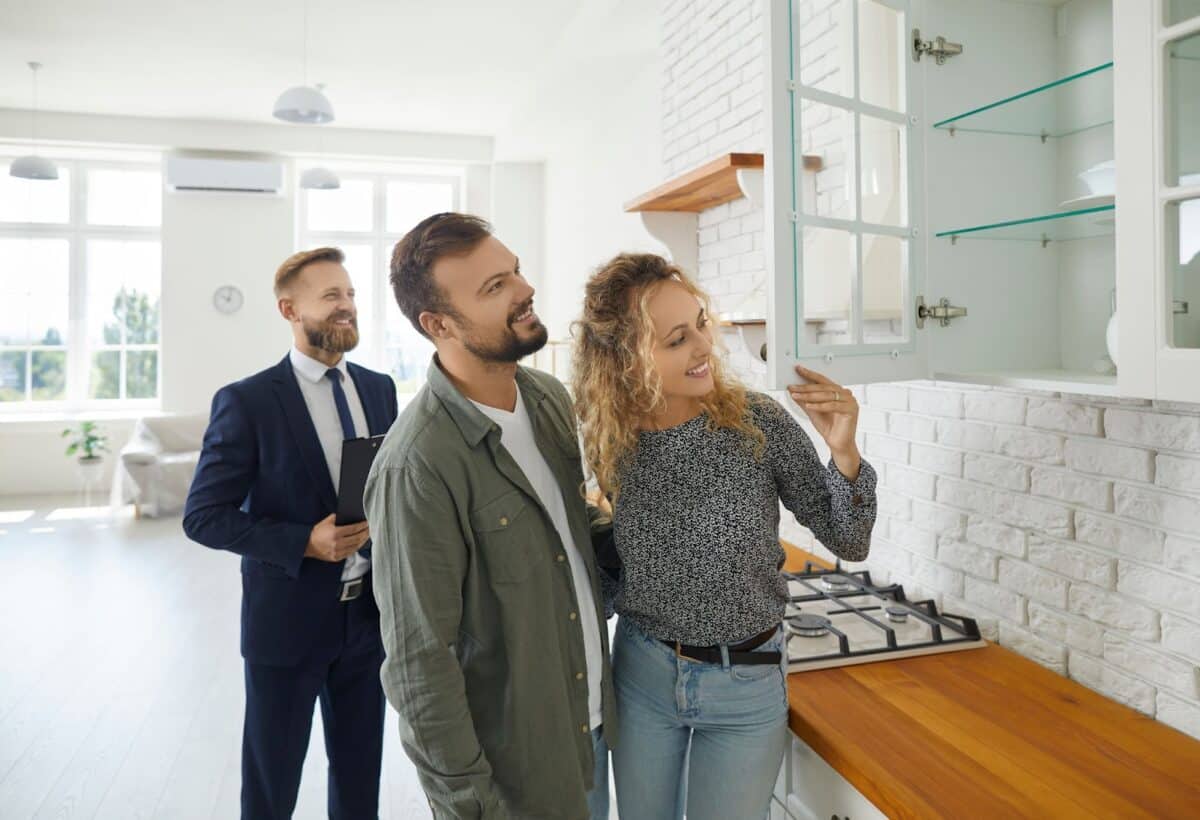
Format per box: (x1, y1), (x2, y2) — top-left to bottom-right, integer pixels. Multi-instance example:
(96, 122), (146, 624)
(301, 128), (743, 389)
(1144, 1), (1200, 401)
(764, 0), (929, 389)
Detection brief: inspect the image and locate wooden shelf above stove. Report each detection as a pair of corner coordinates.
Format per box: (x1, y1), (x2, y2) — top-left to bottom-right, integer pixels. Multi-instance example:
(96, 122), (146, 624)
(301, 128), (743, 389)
(624, 152), (823, 213)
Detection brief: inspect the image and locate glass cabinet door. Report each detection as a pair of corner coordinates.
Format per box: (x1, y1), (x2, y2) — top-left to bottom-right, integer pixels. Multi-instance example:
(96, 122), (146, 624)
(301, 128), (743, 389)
(1164, 19), (1200, 349)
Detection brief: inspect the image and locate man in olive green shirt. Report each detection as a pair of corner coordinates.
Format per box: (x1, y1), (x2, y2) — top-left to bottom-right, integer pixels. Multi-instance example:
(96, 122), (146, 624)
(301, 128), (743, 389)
(365, 213), (617, 819)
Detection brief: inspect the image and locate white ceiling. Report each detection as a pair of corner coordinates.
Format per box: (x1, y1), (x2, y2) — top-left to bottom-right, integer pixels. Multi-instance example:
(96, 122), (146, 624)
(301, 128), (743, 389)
(0, 0), (656, 137)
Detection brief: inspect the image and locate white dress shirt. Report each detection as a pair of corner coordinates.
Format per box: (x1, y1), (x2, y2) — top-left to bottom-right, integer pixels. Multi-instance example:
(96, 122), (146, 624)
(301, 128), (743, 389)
(470, 387), (605, 729)
(289, 346), (371, 582)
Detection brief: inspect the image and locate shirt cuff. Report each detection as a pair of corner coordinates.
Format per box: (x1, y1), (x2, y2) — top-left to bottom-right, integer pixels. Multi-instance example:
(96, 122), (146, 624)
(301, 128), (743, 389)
(826, 457), (878, 509)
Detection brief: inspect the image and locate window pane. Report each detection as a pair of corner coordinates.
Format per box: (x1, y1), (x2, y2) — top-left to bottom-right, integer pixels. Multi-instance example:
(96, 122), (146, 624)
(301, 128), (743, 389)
(0, 164), (70, 223)
(860, 115), (907, 227)
(385, 297), (434, 393)
(87, 168), (162, 227)
(1167, 30), (1200, 185)
(1167, 0), (1200, 26)
(0, 238), (70, 346)
(795, 0), (853, 98)
(0, 350), (27, 401)
(862, 234), (906, 344)
(87, 240), (162, 347)
(126, 350), (158, 399)
(801, 226), (856, 345)
(386, 180), (455, 235)
(799, 100), (856, 220)
(90, 350), (120, 399)
(1170, 196), (1200, 348)
(31, 350), (66, 400)
(305, 178), (374, 232)
(337, 243), (375, 366)
(858, 0), (905, 112)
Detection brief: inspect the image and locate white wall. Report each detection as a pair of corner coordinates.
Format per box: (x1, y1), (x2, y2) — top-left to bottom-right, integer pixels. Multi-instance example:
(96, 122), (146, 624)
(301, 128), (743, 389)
(664, 0), (1200, 740)
(0, 110), (494, 496)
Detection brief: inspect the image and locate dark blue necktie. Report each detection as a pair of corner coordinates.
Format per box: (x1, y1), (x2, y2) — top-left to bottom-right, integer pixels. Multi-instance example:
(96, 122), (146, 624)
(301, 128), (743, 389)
(325, 368), (358, 440)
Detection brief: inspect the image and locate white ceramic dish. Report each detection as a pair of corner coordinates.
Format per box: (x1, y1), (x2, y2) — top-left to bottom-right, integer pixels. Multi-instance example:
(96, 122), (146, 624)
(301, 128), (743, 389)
(1078, 160), (1115, 196)
(1058, 192), (1115, 210)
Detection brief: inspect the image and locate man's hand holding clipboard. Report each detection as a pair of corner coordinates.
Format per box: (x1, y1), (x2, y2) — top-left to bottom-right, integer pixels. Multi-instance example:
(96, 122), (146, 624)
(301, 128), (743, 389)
(302, 435), (386, 563)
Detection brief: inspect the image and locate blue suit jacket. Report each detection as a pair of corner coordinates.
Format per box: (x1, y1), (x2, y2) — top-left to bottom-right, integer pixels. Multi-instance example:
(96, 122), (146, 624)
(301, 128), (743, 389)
(183, 354), (399, 666)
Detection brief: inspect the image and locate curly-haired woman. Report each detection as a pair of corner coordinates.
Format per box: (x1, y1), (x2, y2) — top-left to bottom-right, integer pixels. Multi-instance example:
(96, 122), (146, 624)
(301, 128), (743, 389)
(571, 253), (877, 820)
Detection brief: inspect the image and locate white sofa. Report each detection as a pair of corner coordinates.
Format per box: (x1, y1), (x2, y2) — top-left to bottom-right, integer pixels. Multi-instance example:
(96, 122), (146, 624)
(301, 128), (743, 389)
(112, 414), (209, 518)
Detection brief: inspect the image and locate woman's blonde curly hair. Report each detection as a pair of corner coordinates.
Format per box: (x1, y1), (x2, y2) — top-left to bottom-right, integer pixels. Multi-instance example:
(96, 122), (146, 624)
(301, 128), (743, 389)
(571, 252), (765, 498)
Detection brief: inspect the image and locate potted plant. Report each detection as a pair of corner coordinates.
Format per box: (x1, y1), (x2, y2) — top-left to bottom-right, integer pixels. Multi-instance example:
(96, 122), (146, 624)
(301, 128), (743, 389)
(63, 421), (110, 486)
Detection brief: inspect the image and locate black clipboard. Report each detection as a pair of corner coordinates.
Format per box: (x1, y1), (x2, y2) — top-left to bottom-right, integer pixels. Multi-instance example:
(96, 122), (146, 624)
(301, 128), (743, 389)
(335, 435), (385, 525)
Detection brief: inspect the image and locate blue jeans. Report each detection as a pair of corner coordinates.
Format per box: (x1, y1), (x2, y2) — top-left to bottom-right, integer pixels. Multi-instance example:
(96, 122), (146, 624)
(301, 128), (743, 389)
(610, 617), (788, 820)
(588, 726), (610, 819)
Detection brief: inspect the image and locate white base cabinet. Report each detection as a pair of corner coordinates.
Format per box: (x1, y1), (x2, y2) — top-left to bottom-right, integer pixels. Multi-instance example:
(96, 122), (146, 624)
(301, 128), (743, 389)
(771, 736), (887, 820)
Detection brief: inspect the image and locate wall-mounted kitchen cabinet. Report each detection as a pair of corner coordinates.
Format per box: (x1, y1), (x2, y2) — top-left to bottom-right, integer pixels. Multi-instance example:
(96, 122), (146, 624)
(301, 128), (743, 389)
(764, 0), (1197, 399)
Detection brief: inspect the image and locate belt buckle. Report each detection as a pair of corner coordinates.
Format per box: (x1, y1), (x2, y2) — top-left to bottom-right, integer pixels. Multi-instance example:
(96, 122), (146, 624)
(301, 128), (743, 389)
(340, 579), (362, 602)
(674, 641), (700, 663)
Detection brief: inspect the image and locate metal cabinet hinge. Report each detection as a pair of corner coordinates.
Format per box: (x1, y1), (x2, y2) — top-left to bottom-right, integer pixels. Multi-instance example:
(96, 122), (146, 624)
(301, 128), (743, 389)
(916, 296), (968, 328)
(912, 28), (963, 64)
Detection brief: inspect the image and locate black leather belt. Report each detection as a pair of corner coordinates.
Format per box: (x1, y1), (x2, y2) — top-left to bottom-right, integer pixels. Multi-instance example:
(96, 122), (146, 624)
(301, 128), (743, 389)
(339, 576), (367, 602)
(661, 624), (782, 666)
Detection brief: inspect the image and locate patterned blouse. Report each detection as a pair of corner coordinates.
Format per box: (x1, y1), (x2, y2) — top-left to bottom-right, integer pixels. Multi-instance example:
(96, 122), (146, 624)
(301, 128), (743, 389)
(609, 392), (877, 645)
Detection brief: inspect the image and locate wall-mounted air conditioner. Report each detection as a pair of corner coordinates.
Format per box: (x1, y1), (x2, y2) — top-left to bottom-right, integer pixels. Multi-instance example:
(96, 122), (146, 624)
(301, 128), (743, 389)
(165, 155), (285, 194)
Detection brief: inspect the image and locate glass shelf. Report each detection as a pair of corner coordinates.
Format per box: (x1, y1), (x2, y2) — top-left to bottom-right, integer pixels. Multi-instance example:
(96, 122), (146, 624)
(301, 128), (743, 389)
(933, 62), (1113, 139)
(936, 204), (1115, 243)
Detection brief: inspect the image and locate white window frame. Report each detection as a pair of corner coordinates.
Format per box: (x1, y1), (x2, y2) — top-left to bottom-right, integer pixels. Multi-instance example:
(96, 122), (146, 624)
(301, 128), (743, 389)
(0, 153), (163, 415)
(296, 164), (465, 393)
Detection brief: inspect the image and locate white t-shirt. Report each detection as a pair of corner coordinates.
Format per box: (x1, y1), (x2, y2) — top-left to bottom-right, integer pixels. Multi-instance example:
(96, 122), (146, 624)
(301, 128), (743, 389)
(471, 387), (604, 729)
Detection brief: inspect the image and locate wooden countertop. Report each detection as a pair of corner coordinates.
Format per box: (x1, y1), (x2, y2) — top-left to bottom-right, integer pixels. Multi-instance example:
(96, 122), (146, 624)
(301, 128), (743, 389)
(781, 545), (1200, 819)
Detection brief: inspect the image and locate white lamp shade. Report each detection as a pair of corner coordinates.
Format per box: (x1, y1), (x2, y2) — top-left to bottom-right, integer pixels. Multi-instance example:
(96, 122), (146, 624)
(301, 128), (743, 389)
(9, 154), (59, 180)
(273, 85), (335, 124)
(300, 166), (341, 190)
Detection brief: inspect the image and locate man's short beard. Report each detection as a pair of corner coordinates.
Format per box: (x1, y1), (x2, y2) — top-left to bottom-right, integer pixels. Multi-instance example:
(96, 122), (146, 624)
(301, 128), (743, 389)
(302, 314), (359, 353)
(454, 303), (548, 364)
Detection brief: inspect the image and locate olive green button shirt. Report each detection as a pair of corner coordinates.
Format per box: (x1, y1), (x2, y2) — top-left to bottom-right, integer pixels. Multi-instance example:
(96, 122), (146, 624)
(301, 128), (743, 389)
(365, 357), (617, 820)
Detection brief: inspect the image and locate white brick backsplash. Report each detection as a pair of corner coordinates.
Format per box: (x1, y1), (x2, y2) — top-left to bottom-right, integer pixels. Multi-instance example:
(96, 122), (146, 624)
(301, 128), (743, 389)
(1156, 453), (1200, 493)
(992, 491), (1073, 537)
(1068, 584), (1160, 640)
(936, 419), (995, 452)
(1103, 635), (1199, 698)
(964, 454), (1030, 492)
(909, 556), (964, 599)
(884, 463), (936, 500)
(877, 491), (911, 522)
(1064, 439), (1155, 483)
(965, 517), (1027, 558)
(865, 383), (907, 410)
(1025, 399), (1104, 436)
(993, 428), (1065, 464)
(887, 521), (938, 558)
(910, 499), (966, 538)
(888, 412), (938, 443)
(1068, 652), (1156, 714)
(998, 558), (1069, 608)
(1029, 467), (1113, 512)
(1074, 512), (1164, 562)
(1164, 535), (1200, 576)
(1114, 484), (1200, 533)
(910, 443), (963, 476)
(963, 391), (1026, 425)
(908, 387), (963, 419)
(1027, 536), (1114, 588)
(963, 577), (1026, 623)
(1105, 408), (1200, 454)
(865, 433), (908, 464)
(938, 540), (998, 579)
(1028, 602), (1104, 655)
(858, 406), (887, 433)
(999, 623), (1066, 674)
(1157, 692), (1200, 738)
(935, 478), (993, 515)
(1162, 613), (1200, 663)
(1117, 562), (1200, 619)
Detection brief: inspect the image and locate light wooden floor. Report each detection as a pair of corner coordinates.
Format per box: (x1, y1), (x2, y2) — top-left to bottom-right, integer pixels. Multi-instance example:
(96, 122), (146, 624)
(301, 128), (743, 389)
(0, 496), (432, 820)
